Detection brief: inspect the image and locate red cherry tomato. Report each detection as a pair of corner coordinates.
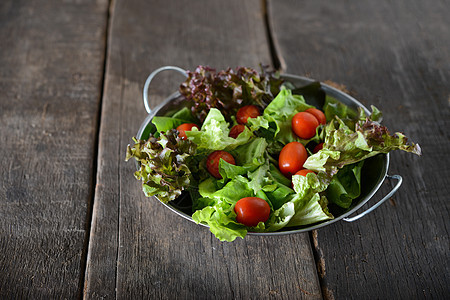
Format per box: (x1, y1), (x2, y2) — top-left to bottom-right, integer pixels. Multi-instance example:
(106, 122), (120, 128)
(313, 142), (324, 153)
(278, 142), (308, 177)
(176, 123), (199, 140)
(236, 105), (260, 124)
(229, 124), (246, 139)
(234, 197), (271, 227)
(294, 169), (315, 177)
(305, 108), (327, 125)
(292, 112), (319, 139)
(206, 150), (236, 179)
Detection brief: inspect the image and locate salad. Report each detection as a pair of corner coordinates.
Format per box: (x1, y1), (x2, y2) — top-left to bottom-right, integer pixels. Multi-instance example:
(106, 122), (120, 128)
(126, 66), (421, 242)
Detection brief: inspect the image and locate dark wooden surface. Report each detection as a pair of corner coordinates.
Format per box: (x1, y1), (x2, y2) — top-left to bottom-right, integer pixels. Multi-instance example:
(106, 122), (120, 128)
(0, 0), (448, 299)
(0, 0), (108, 298)
(268, 0), (450, 298)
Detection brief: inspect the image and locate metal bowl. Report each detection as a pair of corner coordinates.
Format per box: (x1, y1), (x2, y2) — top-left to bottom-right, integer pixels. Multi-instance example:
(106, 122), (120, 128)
(135, 66), (403, 235)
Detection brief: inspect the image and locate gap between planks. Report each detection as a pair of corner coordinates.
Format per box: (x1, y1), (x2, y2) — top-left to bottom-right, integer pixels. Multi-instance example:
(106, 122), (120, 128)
(78, 0), (114, 298)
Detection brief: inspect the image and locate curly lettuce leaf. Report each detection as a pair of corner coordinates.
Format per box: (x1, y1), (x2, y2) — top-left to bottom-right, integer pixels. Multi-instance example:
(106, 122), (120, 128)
(125, 129), (197, 203)
(304, 107), (421, 176)
(179, 65), (283, 122)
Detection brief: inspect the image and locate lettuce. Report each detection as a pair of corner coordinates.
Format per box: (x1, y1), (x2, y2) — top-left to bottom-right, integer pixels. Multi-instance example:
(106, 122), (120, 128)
(179, 65), (283, 122)
(264, 172), (333, 232)
(192, 176), (253, 241)
(186, 108), (253, 152)
(150, 107), (200, 136)
(326, 161), (364, 208)
(151, 116), (194, 134)
(125, 129), (197, 203)
(248, 88), (319, 146)
(230, 137), (267, 170)
(192, 204), (247, 242)
(304, 107), (421, 176)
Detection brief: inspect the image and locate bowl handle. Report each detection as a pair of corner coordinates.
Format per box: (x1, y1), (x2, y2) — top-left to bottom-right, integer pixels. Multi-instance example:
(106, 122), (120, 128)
(143, 66), (187, 114)
(343, 174), (403, 222)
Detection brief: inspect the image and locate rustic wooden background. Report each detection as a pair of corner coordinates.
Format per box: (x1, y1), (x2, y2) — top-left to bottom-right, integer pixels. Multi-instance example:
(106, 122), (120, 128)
(1, 0), (448, 299)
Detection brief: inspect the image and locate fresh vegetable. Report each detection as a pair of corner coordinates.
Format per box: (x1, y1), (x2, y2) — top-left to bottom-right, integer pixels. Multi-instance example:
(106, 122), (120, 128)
(295, 169), (315, 177)
(305, 108), (327, 125)
(179, 65), (283, 122)
(303, 107), (422, 177)
(326, 161), (363, 208)
(176, 123), (200, 140)
(234, 197), (271, 227)
(206, 150), (236, 179)
(126, 65), (422, 242)
(229, 124), (245, 139)
(313, 142), (324, 153)
(125, 129), (197, 203)
(278, 142), (308, 177)
(236, 105), (261, 124)
(247, 87), (316, 147)
(185, 108), (253, 153)
(292, 111), (320, 139)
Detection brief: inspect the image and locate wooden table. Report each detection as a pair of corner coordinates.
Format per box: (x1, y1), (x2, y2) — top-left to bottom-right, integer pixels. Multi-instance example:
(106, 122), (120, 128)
(1, 0), (448, 298)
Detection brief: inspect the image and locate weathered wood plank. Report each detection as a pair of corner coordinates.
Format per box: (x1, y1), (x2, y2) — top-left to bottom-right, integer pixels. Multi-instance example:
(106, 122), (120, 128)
(0, 0), (108, 298)
(84, 0), (322, 298)
(268, 0), (449, 298)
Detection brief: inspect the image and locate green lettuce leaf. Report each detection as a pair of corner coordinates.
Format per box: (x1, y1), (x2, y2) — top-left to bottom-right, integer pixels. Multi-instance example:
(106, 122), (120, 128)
(151, 116), (196, 134)
(193, 175), (255, 241)
(218, 159), (248, 182)
(192, 204), (247, 242)
(171, 107), (199, 123)
(198, 175), (253, 205)
(186, 108), (253, 152)
(326, 161), (364, 208)
(264, 172), (333, 231)
(247, 163), (273, 195)
(286, 173), (333, 227)
(248, 87), (318, 145)
(230, 137), (268, 170)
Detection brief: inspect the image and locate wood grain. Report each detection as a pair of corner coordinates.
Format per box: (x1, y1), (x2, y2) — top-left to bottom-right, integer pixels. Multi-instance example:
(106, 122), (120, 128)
(0, 0), (108, 298)
(83, 0), (322, 298)
(268, 0), (449, 298)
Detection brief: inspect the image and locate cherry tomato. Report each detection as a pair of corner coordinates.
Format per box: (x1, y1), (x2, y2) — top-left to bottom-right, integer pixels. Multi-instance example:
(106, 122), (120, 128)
(206, 150), (236, 179)
(313, 142), (324, 153)
(294, 169), (315, 177)
(234, 197), (270, 227)
(305, 108), (327, 125)
(176, 123), (199, 140)
(229, 124), (246, 139)
(292, 111), (319, 139)
(236, 105), (260, 124)
(278, 141), (308, 177)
